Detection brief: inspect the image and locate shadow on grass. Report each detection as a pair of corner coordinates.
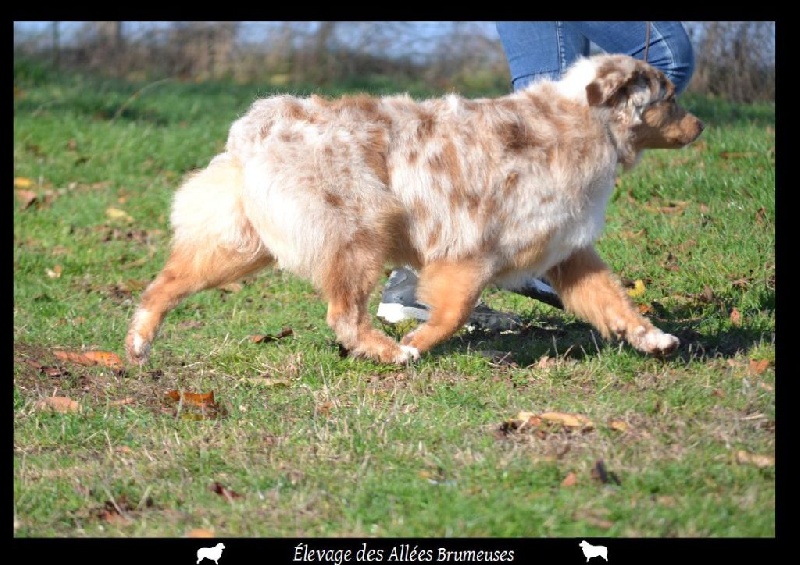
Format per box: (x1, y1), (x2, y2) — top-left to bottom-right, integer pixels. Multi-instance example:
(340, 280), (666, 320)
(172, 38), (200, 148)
(430, 297), (773, 367)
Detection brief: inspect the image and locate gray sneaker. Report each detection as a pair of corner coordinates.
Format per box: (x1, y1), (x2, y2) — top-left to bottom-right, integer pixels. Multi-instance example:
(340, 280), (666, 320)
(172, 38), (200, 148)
(376, 268), (521, 332)
(507, 277), (564, 310)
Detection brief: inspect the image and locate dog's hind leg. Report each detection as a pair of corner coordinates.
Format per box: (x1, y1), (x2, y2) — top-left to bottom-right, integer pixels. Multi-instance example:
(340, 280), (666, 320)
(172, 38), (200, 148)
(322, 249), (419, 365)
(126, 154), (274, 365)
(546, 246), (679, 355)
(399, 258), (492, 355)
(126, 242), (273, 365)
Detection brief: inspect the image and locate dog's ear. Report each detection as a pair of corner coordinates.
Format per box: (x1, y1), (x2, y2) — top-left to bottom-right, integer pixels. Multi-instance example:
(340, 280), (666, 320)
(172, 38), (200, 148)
(585, 56), (639, 106)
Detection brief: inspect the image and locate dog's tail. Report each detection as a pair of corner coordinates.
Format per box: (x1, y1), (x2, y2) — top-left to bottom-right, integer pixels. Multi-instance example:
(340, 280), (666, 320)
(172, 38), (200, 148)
(170, 153), (264, 259)
(126, 153), (273, 366)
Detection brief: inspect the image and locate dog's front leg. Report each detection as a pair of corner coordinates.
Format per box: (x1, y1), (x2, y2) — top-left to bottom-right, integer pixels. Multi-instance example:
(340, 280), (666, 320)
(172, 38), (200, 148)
(546, 246), (679, 355)
(400, 258), (492, 354)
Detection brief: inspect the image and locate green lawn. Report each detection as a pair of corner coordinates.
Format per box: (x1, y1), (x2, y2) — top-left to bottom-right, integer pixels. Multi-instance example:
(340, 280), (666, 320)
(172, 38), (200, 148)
(14, 61), (775, 537)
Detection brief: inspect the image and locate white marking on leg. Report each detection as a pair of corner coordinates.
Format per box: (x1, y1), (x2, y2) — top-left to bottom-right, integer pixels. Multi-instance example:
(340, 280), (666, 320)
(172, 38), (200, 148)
(630, 326), (679, 354)
(398, 345), (420, 362)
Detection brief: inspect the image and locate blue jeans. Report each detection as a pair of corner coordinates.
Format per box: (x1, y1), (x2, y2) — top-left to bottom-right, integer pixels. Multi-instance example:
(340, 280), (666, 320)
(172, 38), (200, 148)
(496, 21), (695, 94)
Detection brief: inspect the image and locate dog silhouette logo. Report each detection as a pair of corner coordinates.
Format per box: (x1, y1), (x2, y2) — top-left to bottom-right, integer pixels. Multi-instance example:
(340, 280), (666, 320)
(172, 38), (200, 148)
(578, 540), (607, 561)
(197, 542), (225, 564)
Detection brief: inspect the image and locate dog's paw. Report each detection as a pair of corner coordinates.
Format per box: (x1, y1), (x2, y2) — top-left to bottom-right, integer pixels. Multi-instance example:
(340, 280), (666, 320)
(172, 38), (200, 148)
(395, 345), (420, 363)
(628, 326), (679, 356)
(125, 331), (151, 366)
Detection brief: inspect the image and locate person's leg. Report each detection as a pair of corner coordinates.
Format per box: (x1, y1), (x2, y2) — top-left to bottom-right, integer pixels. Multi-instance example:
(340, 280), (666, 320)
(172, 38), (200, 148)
(567, 21), (695, 94)
(496, 21), (589, 90)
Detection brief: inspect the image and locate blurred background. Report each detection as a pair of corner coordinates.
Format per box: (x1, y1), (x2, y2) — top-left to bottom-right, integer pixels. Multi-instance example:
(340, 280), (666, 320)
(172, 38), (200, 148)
(13, 21), (775, 102)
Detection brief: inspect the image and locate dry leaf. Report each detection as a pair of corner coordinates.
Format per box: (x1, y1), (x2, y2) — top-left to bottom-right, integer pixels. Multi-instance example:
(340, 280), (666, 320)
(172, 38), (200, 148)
(14, 176), (34, 189)
(561, 472), (578, 487)
(165, 389), (216, 408)
(626, 279), (647, 298)
(636, 303), (652, 315)
(515, 410), (537, 422)
(748, 359), (770, 375)
(36, 396), (80, 413)
(730, 308), (742, 326)
(109, 397), (135, 407)
(46, 265), (62, 278)
(317, 401), (334, 416)
(539, 411), (595, 430)
(250, 327), (294, 344)
(209, 481), (242, 500)
(608, 420), (629, 432)
(106, 207), (134, 223)
(16, 189), (38, 209)
(186, 528), (216, 538)
(54, 350), (123, 369)
(735, 450), (774, 468)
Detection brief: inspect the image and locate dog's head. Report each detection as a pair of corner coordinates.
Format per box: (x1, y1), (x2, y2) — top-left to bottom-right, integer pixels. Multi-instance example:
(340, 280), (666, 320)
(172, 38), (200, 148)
(579, 541), (590, 548)
(582, 54), (704, 150)
(217, 544), (226, 550)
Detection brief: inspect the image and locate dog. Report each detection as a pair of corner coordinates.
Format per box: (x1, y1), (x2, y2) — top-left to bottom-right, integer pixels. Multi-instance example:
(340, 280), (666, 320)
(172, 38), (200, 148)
(197, 543), (225, 564)
(126, 54), (703, 365)
(579, 540), (607, 561)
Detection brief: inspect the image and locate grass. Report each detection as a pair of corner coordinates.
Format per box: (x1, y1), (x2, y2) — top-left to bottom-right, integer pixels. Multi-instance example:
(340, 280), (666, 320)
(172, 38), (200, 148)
(13, 60), (775, 537)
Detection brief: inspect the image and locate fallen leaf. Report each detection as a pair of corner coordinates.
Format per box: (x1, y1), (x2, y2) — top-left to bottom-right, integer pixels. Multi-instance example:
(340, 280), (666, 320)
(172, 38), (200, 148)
(186, 528), (216, 538)
(627, 279), (647, 298)
(54, 350), (123, 369)
(730, 308), (742, 326)
(561, 472), (578, 487)
(730, 277), (750, 289)
(14, 176), (34, 189)
(539, 411), (595, 430)
(608, 420), (629, 432)
(735, 450), (774, 468)
(35, 396), (80, 413)
(165, 389), (216, 408)
(317, 401), (334, 416)
(109, 397), (135, 407)
(755, 207), (768, 225)
(209, 481), (242, 500)
(16, 189), (38, 209)
(106, 207), (134, 223)
(748, 359), (770, 375)
(636, 303), (652, 315)
(249, 327), (294, 343)
(46, 265), (62, 278)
